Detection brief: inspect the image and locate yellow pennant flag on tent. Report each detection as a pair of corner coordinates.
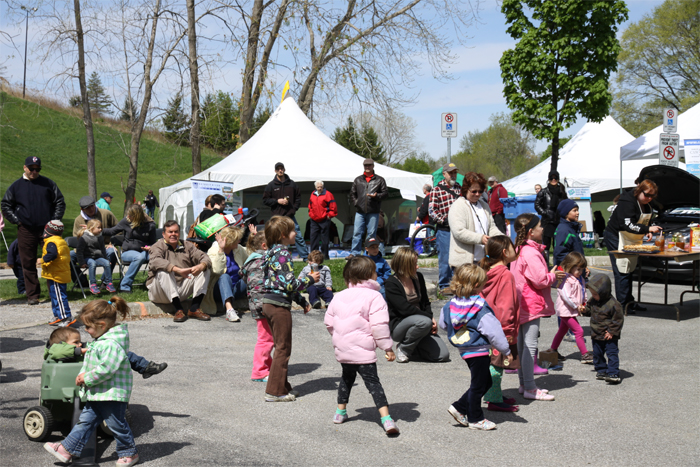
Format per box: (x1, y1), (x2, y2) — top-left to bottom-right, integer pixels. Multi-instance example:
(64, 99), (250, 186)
(281, 81), (290, 103)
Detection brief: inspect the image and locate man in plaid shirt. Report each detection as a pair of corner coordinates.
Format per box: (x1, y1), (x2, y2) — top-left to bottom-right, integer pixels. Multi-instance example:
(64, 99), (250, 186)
(429, 163), (461, 295)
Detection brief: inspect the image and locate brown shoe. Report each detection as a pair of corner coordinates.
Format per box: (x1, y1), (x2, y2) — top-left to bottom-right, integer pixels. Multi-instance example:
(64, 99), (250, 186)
(188, 309), (211, 321)
(173, 310), (188, 322)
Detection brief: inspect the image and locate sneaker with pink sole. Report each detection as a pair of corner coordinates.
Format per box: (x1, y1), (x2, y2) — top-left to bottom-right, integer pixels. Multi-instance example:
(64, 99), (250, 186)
(117, 453), (140, 466)
(518, 385), (549, 394)
(44, 442), (72, 463)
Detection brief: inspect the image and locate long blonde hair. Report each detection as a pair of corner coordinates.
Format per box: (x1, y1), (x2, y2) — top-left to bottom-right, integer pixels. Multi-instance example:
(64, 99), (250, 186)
(126, 204), (145, 229)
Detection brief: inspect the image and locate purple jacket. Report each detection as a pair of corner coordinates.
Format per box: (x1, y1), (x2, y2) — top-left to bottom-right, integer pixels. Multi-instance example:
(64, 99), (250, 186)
(324, 280), (393, 364)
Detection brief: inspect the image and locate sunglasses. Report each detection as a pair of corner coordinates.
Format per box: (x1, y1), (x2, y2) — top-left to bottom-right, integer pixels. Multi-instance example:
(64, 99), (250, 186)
(469, 189), (484, 194)
(27, 166), (41, 172)
(642, 191), (657, 199)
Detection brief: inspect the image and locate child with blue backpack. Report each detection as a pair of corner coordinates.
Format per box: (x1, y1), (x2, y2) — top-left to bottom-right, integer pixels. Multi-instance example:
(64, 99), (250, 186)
(441, 264), (511, 431)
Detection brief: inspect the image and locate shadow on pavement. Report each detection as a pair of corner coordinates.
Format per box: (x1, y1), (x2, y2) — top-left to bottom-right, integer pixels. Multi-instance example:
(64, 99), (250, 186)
(0, 366), (41, 383)
(0, 337), (46, 353)
(288, 362), (321, 376)
(353, 402), (421, 425)
(96, 440), (192, 463)
(293, 376), (338, 397)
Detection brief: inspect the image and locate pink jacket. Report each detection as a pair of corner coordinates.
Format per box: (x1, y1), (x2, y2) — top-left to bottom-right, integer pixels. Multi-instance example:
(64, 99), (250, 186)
(324, 279), (393, 364)
(555, 274), (585, 318)
(511, 240), (556, 324)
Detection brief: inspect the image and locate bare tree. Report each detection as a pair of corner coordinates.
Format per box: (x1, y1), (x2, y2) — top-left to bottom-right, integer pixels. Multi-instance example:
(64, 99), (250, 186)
(186, 0), (201, 174)
(355, 108), (418, 166)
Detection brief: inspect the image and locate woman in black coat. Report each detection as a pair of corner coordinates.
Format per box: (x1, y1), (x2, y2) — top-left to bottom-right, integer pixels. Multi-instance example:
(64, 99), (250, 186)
(384, 247), (450, 363)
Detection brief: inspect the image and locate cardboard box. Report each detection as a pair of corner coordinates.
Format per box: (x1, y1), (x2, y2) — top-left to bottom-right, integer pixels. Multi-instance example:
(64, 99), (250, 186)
(691, 226), (700, 251)
(538, 349), (558, 368)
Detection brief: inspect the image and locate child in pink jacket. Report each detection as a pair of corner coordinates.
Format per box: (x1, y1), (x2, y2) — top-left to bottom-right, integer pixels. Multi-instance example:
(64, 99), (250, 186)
(511, 214), (566, 401)
(547, 252), (593, 363)
(324, 256), (399, 436)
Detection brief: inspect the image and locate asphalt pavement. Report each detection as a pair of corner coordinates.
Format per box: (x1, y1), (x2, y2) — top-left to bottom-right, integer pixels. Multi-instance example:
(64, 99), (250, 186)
(1, 267), (698, 466)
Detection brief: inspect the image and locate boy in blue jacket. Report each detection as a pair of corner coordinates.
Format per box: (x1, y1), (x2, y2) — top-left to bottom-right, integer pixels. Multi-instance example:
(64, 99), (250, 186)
(553, 199), (585, 267)
(365, 237), (391, 298)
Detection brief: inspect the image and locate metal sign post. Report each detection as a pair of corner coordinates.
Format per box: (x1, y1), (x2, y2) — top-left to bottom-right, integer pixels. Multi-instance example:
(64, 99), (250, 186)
(441, 112), (457, 163)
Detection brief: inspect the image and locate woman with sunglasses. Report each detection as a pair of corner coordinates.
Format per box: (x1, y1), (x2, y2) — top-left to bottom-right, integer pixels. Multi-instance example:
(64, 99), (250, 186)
(604, 179), (662, 312)
(447, 172), (503, 269)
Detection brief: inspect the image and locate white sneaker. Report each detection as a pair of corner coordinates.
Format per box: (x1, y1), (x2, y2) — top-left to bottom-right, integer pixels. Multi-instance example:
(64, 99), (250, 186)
(395, 346), (409, 363)
(468, 419), (497, 430)
(226, 309), (240, 322)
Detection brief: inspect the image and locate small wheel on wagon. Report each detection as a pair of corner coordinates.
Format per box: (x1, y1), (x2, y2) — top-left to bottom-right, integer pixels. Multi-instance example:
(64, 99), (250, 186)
(23, 406), (54, 441)
(410, 224), (438, 257)
(98, 407), (133, 437)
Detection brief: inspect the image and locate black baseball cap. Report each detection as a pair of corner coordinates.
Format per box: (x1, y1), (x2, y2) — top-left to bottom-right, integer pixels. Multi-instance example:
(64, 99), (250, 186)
(365, 237), (380, 247)
(25, 156), (41, 167)
(275, 162), (285, 170)
(101, 192), (112, 199)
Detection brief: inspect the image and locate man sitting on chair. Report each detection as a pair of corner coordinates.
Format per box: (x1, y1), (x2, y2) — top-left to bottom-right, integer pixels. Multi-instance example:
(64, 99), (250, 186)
(147, 220), (212, 323)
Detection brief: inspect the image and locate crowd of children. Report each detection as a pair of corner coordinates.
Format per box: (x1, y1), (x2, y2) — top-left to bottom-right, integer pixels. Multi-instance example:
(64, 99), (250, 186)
(39, 209), (628, 462)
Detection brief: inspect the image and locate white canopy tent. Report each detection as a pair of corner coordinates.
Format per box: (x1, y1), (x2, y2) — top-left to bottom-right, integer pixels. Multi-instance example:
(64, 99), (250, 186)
(619, 103), (700, 161)
(502, 116), (651, 196)
(159, 97), (430, 235)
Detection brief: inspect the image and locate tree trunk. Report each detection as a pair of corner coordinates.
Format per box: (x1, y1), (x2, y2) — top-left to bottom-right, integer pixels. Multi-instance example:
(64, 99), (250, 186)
(74, 0), (97, 200)
(550, 131), (560, 173)
(187, 0), (201, 175)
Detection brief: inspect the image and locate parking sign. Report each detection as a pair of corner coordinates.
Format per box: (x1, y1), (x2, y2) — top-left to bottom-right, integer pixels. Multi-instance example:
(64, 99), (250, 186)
(441, 113), (457, 138)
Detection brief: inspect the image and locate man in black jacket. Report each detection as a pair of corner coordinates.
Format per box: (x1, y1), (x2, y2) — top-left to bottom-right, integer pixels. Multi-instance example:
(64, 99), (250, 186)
(349, 158), (388, 257)
(262, 162), (308, 260)
(535, 170), (568, 263)
(1, 156), (66, 304)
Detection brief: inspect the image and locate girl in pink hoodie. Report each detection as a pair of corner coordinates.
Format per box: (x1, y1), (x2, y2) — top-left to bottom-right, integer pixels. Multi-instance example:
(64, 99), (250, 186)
(511, 214), (566, 401)
(324, 256), (399, 436)
(480, 235), (520, 413)
(546, 252), (593, 363)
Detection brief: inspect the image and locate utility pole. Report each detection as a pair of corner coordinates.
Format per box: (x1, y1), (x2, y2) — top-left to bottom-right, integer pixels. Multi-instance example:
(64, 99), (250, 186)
(20, 5), (37, 99)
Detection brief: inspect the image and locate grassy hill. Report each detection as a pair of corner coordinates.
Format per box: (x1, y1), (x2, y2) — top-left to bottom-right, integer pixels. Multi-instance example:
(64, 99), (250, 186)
(0, 90), (221, 261)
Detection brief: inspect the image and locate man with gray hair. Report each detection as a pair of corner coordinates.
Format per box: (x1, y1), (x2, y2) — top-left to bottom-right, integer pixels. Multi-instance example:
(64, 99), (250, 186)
(416, 184), (432, 224)
(308, 180), (338, 259)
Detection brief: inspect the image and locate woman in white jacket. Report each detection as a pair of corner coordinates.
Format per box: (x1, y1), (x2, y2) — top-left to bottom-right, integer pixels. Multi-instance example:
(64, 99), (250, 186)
(448, 172), (503, 268)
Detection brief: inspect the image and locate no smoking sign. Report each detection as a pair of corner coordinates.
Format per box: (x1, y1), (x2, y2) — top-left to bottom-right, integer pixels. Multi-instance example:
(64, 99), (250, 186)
(659, 133), (679, 167)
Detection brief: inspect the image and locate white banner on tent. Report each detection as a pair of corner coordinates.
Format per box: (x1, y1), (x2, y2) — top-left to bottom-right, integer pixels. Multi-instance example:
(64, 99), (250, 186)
(685, 139), (700, 178)
(658, 133), (680, 167)
(191, 179), (241, 216)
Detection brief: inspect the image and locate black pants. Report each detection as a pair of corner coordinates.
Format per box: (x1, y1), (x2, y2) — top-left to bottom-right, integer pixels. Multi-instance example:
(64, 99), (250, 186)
(493, 213), (506, 235)
(338, 363), (388, 409)
(17, 225), (44, 301)
(452, 356), (492, 423)
(309, 218), (331, 258)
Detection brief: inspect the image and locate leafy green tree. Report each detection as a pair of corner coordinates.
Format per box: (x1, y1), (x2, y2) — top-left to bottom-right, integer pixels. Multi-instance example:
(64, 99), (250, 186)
(452, 113), (538, 181)
(332, 117), (386, 165)
(86, 71), (113, 114)
(393, 152), (433, 174)
(611, 0), (700, 137)
(162, 92), (190, 145)
(539, 136), (571, 162)
(200, 91), (239, 153)
(119, 96), (140, 123)
(250, 105), (272, 138)
(499, 0), (628, 173)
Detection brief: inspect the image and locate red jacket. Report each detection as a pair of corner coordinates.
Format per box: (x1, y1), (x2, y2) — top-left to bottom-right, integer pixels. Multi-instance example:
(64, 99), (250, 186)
(488, 183), (508, 215)
(308, 189), (338, 222)
(480, 264), (519, 340)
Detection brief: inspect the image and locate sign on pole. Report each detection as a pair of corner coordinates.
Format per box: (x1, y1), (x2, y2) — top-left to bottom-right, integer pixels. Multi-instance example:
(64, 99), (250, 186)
(685, 139), (700, 178)
(663, 108), (677, 133)
(441, 113), (457, 138)
(659, 133), (680, 167)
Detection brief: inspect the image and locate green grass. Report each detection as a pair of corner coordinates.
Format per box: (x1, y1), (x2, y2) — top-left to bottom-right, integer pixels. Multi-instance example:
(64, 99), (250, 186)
(293, 259), (348, 292)
(0, 91), (222, 261)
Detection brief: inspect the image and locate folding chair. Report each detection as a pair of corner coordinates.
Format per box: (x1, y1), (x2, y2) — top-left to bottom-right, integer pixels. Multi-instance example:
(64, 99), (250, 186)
(65, 236), (87, 299)
(115, 245), (149, 288)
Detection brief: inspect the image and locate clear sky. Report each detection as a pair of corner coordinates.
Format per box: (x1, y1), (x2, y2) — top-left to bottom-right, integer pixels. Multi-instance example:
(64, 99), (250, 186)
(0, 0), (665, 162)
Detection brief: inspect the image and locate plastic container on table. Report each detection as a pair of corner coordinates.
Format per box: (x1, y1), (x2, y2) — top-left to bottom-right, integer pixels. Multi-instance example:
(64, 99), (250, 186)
(500, 195), (538, 220)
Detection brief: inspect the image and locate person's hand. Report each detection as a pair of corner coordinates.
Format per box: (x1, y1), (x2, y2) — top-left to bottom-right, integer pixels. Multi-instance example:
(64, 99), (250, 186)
(385, 350), (396, 362)
(578, 304), (586, 313)
(551, 265), (566, 281)
(367, 193), (376, 198)
(304, 303), (311, 314)
(309, 271), (321, 283)
(649, 225), (662, 234)
(36, 259), (43, 266)
(506, 335), (514, 344)
(81, 264), (88, 269)
(277, 198), (288, 205)
(191, 263), (206, 276)
(215, 232), (226, 250)
(248, 224), (258, 235)
(142, 245), (150, 251)
(604, 330), (613, 340)
(75, 373), (85, 386)
(481, 235), (489, 245)
(81, 348), (88, 355)
(585, 267), (590, 278)
(173, 266), (192, 278)
(79, 225), (87, 232)
(431, 318), (438, 335)
(327, 287), (332, 291)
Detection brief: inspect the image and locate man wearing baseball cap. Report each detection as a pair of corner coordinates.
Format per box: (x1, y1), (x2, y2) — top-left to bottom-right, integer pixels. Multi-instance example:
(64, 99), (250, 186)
(1, 157), (66, 304)
(262, 162), (308, 260)
(487, 176), (508, 234)
(96, 192), (113, 212)
(428, 162), (461, 295)
(348, 158), (388, 258)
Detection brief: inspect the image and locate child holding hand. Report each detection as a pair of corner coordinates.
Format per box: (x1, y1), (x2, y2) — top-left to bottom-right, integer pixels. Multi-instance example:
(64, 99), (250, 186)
(546, 252), (593, 364)
(324, 256), (399, 435)
(44, 296), (139, 466)
(585, 274), (624, 384)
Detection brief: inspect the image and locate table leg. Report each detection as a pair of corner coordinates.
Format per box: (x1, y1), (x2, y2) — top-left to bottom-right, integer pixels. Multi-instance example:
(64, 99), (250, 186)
(637, 255), (643, 303)
(680, 259), (699, 306)
(664, 258), (669, 305)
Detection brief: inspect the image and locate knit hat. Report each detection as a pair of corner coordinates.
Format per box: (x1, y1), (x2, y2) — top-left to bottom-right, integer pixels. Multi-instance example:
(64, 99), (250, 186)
(557, 199), (578, 218)
(43, 220), (64, 238)
(548, 170), (560, 181)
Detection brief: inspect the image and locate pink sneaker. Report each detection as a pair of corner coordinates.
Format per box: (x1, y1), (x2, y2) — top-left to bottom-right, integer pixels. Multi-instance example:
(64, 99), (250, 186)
(523, 388), (555, 401)
(533, 363), (549, 375)
(44, 442), (72, 463)
(117, 453), (140, 466)
(518, 385), (549, 394)
(105, 282), (117, 293)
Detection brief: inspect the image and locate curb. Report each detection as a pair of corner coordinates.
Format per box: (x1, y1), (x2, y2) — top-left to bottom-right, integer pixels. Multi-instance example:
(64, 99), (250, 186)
(586, 255), (611, 267)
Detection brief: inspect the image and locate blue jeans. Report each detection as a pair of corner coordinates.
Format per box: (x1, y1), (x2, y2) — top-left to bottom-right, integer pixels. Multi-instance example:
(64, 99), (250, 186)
(145, 206), (155, 219)
(351, 213), (379, 256)
(62, 401), (137, 458)
(120, 250), (149, 291)
(71, 248), (118, 275)
(86, 257), (112, 285)
(128, 351), (149, 373)
(436, 229), (453, 289)
(292, 216), (308, 260)
(593, 338), (620, 375)
(308, 285), (334, 305)
(215, 274), (248, 304)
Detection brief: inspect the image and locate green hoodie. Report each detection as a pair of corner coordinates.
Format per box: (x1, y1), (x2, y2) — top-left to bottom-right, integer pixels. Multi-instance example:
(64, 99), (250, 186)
(585, 275), (624, 340)
(43, 342), (84, 362)
(80, 323), (133, 402)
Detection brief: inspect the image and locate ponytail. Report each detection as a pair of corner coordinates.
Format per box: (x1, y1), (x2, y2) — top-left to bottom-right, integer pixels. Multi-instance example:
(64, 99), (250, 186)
(79, 296), (130, 328)
(513, 213), (538, 253)
(479, 235), (517, 272)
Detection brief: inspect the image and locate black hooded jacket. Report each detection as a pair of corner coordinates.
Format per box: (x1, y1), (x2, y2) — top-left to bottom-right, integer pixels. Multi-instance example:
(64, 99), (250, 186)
(535, 182), (567, 227)
(262, 174), (302, 217)
(584, 274), (624, 340)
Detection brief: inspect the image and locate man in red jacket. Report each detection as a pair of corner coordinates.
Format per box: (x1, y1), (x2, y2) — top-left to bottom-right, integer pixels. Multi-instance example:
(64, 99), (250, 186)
(487, 176), (508, 234)
(308, 181), (338, 259)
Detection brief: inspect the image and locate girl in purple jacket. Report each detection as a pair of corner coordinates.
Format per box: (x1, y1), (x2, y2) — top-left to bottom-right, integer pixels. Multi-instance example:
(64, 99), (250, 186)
(324, 256), (399, 436)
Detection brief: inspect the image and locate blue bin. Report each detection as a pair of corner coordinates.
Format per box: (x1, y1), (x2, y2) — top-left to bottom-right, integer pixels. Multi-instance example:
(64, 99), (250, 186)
(500, 195), (538, 220)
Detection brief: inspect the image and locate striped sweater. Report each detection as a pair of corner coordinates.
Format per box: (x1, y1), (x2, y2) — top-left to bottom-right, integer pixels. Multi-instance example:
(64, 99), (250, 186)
(441, 295), (510, 360)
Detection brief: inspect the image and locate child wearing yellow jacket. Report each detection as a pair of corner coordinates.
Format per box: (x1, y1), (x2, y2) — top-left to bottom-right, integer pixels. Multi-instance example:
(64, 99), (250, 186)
(40, 220), (73, 327)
